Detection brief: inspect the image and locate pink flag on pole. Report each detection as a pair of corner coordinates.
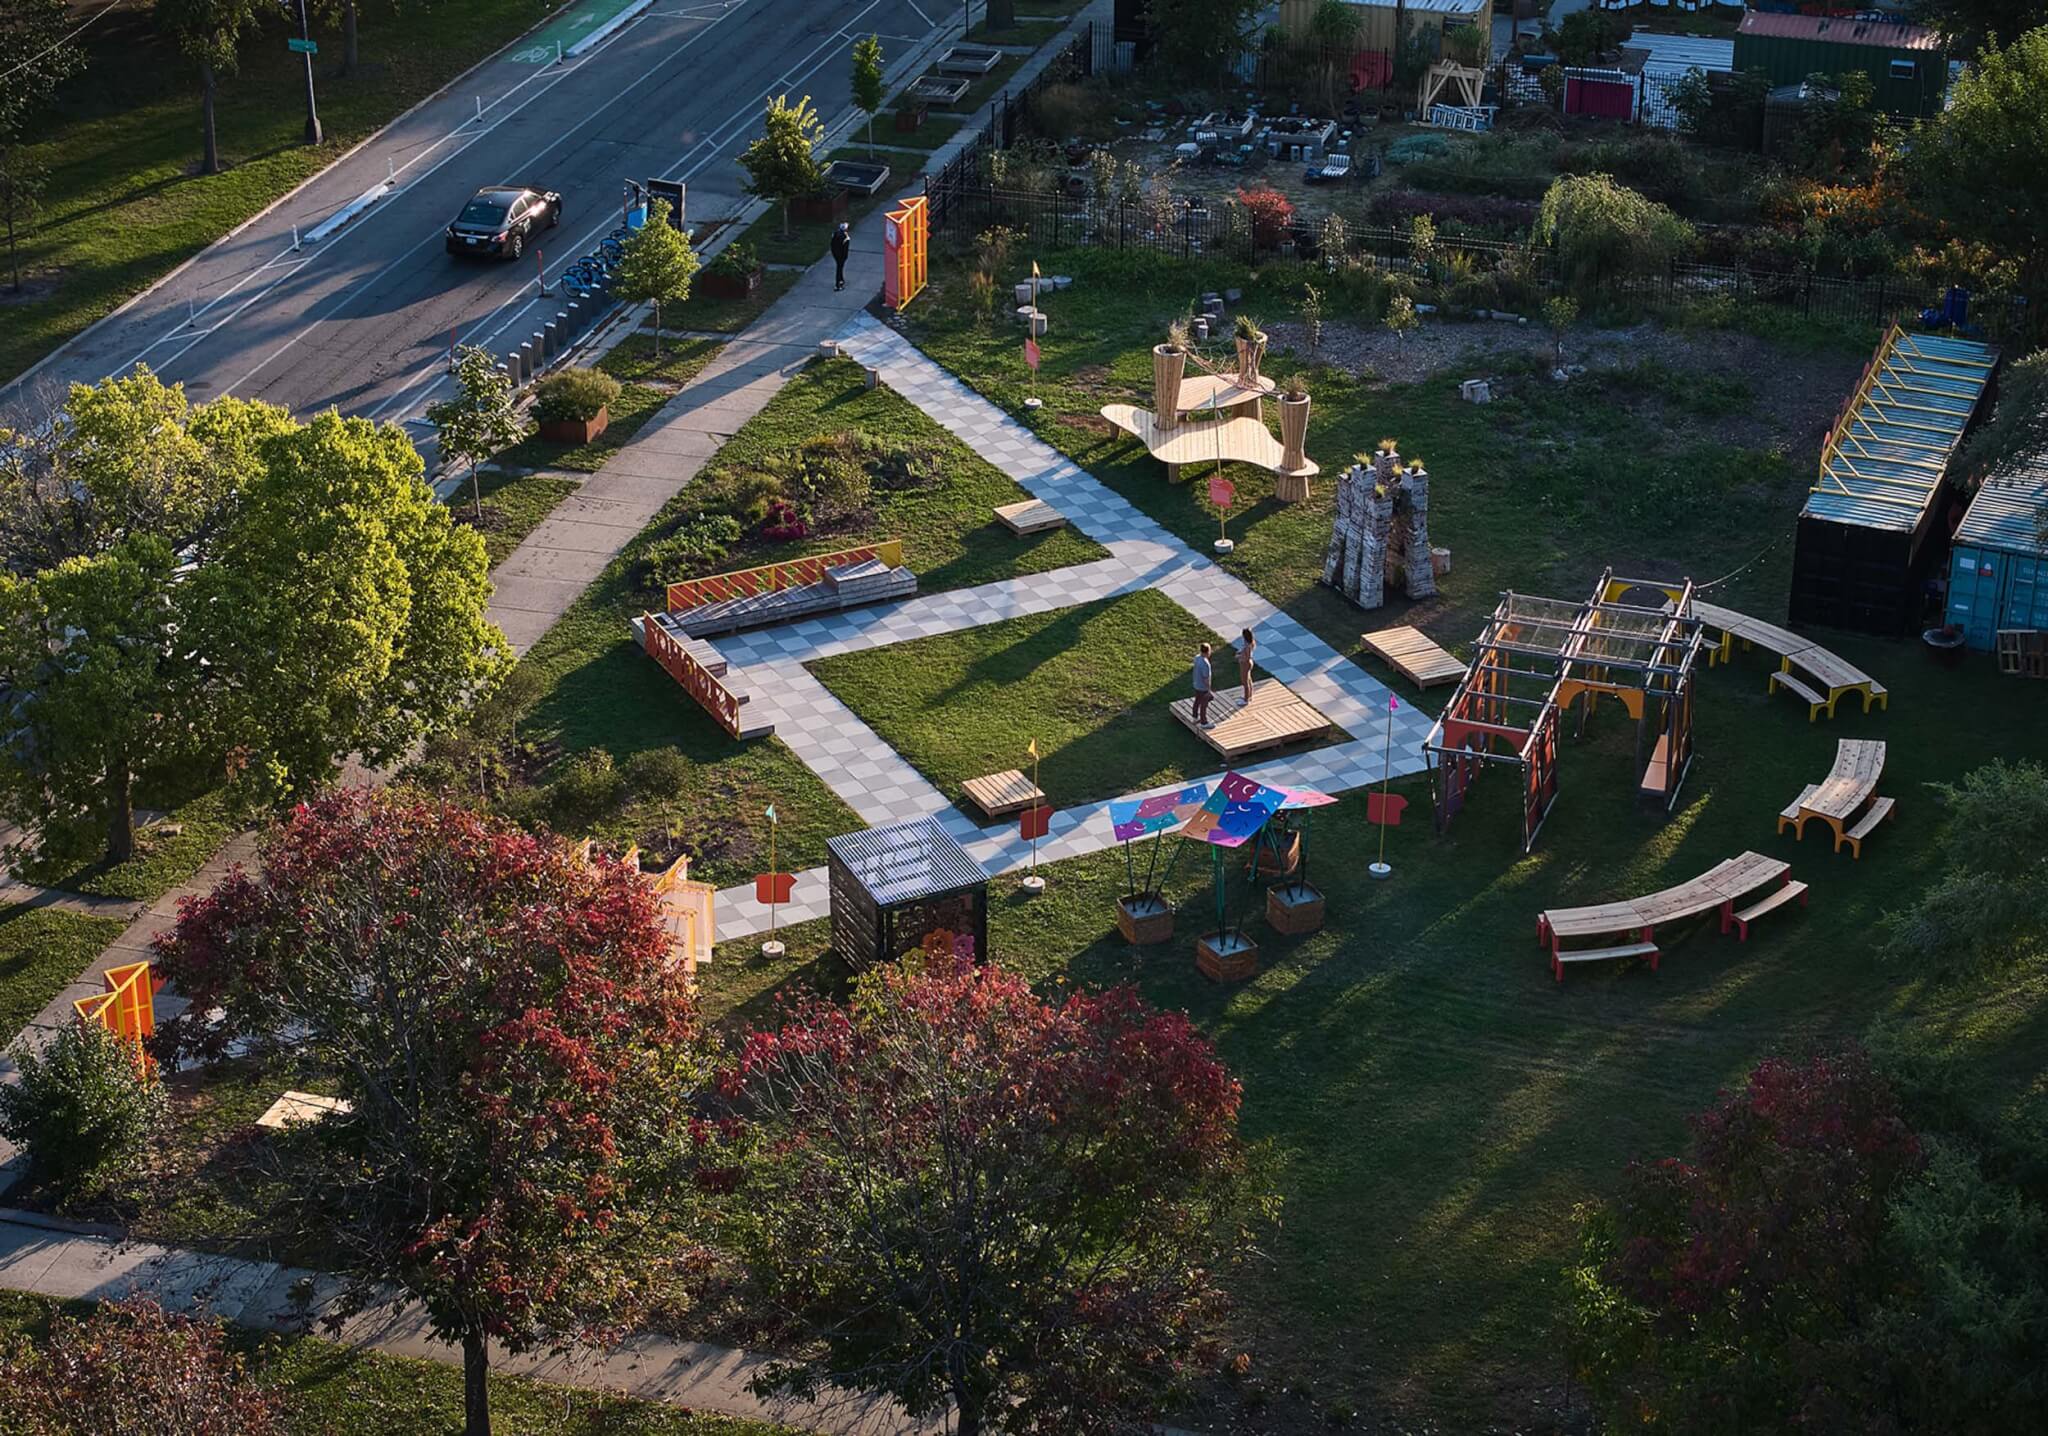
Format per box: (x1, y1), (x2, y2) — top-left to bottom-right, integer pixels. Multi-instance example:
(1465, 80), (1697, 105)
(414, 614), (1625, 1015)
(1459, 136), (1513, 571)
(1207, 474), (1235, 510)
(1024, 336), (1041, 371)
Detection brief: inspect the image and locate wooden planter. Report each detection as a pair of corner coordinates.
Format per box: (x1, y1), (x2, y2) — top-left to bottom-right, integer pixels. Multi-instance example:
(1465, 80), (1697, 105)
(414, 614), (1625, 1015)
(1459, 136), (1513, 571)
(1277, 394), (1312, 499)
(1196, 931), (1260, 983)
(1266, 882), (1326, 935)
(700, 267), (763, 301)
(894, 103), (927, 132)
(538, 405), (608, 445)
(1153, 344), (1185, 421)
(1116, 892), (1174, 946)
(1253, 829), (1301, 879)
(791, 190), (849, 225)
(1234, 333), (1267, 385)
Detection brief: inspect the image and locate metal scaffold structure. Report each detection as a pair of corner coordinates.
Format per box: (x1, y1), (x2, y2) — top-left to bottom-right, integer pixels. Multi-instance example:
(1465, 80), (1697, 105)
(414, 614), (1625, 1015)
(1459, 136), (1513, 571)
(1425, 569), (1709, 852)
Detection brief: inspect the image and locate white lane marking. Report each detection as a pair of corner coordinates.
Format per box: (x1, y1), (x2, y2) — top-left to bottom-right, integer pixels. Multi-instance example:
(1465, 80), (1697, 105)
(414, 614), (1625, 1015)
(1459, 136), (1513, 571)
(362, 0), (886, 423)
(208, 2), (767, 403)
(903, 0), (932, 26)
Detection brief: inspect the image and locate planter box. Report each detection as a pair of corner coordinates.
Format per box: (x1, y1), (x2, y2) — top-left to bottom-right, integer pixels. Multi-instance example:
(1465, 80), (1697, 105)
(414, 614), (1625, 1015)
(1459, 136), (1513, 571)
(894, 103), (928, 132)
(1116, 893), (1173, 946)
(699, 267), (762, 301)
(1266, 882), (1325, 936)
(1253, 829), (1301, 880)
(791, 190), (849, 225)
(538, 405), (608, 445)
(1196, 931), (1260, 984)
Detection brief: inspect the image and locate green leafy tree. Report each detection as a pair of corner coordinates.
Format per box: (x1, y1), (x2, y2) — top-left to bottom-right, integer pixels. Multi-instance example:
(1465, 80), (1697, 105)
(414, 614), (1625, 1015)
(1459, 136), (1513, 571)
(155, 0), (261, 176)
(0, 149), (44, 292)
(153, 789), (718, 1436)
(1543, 294), (1578, 370)
(1305, 0), (1362, 115)
(1535, 172), (1695, 291)
(738, 93), (825, 239)
(611, 196), (699, 358)
(1908, 26), (2048, 328)
(1144, 0), (1260, 79)
(851, 34), (885, 157)
(0, 1020), (166, 1205)
(1911, 0), (2046, 56)
(0, 0), (85, 143)
(427, 344), (524, 520)
(1882, 758), (2048, 975)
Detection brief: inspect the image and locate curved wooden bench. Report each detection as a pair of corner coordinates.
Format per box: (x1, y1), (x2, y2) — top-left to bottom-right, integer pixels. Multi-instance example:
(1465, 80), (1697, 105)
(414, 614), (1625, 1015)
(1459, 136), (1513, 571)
(1691, 599), (1885, 719)
(1839, 795), (1896, 859)
(1537, 851), (1805, 981)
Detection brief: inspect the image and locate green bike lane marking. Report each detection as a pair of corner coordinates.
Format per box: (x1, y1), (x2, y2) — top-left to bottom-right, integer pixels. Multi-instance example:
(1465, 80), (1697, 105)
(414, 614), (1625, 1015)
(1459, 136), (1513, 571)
(504, 0), (651, 64)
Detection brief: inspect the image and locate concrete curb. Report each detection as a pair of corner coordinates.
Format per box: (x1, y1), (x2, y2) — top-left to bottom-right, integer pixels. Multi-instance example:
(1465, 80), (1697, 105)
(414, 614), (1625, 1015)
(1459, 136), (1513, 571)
(568, 0), (656, 58)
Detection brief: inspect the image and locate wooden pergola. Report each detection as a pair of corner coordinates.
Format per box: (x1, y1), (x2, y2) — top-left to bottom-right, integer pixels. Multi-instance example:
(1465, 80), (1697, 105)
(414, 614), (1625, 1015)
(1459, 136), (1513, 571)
(1424, 569), (1708, 852)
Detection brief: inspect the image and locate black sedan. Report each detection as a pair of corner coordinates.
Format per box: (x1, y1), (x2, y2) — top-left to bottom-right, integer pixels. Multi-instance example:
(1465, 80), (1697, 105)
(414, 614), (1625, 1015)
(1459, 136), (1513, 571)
(445, 186), (561, 259)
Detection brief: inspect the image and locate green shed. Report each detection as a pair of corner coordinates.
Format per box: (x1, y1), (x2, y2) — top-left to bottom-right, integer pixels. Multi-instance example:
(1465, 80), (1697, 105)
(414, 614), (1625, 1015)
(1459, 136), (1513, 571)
(1733, 11), (1946, 118)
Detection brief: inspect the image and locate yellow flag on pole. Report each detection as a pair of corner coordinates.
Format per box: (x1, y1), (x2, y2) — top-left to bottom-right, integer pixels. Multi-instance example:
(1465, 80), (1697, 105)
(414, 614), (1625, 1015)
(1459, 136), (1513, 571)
(1026, 737), (1039, 760)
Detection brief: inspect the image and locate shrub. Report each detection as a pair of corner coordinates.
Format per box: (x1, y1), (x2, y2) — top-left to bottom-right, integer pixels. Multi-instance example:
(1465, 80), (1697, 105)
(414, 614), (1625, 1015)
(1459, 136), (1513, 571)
(623, 747), (691, 800)
(1368, 187), (1537, 235)
(532, 368), (621, 424)
(643, 513), (742, 585)
(1882, 758), (2048, 976)
(0, 1297), (285, 1435)
(1557, 9), (1630, 65)
(1535, 173), (1695, 290)
(774, 436), (874, 525)
(1236, 186), (1294, 249)
(1385, 132), (1453, 167)
(759, 497), (809, 542)
(0, 1020), (164, 1203)
(708, 240), (761, 278)
(546, 748), (623, 829)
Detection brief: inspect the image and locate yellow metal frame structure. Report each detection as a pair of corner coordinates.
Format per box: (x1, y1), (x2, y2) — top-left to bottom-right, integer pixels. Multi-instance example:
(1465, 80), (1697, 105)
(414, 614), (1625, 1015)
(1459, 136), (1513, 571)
(884, 194), (928, 311)
(74, 960), (157, 1077)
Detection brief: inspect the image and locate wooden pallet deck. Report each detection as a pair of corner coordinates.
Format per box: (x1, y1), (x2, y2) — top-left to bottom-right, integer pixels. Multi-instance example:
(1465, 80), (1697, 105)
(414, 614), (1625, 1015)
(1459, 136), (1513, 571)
(993, 498), (1066, 535)
(1361, 625), (1466, 687)
(1169, 680), (1333, 759)
(961, 768), (1046, 818)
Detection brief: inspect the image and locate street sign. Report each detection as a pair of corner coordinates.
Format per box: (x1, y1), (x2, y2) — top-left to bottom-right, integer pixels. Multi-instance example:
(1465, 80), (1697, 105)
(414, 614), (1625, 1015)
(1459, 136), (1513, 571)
(288, 38), (318, 54)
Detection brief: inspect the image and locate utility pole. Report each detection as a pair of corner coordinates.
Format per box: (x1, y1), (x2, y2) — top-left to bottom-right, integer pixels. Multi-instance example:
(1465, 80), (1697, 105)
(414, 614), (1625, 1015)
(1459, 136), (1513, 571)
(297, 0), (323, 145)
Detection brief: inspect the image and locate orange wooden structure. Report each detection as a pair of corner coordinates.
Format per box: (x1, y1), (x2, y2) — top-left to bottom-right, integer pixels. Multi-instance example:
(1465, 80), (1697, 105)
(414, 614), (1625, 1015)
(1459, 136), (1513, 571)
(663, 540), (905, 617)
(73, 960), (158, 1076)
(883, 195), (928, 310)
(642, 621), (750, 738)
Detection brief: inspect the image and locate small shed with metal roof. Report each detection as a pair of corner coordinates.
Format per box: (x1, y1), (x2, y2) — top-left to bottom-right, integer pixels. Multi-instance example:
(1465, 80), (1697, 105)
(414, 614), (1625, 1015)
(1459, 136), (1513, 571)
(1945, 460), (2048, 651)
(827, 817), (989, 969)
(1733, 11), (1946, 117)
(1788, 327), (1998, 636)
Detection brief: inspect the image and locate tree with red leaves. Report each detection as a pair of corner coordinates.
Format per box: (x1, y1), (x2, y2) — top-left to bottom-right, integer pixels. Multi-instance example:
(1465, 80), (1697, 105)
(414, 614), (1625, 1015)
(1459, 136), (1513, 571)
(0, 1296), (284, 1434)
(150, 788), (714, 1436)
(1566, 1048), (1926, 1431)
(720, 955), (1276, 1436)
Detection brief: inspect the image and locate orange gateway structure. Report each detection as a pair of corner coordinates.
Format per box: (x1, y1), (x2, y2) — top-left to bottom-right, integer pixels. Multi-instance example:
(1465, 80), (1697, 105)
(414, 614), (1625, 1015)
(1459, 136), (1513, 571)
(1425, 569), (1708, 852)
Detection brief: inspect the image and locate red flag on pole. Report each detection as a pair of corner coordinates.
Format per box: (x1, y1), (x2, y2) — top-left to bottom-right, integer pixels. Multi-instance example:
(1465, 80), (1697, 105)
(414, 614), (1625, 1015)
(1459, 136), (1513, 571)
(1024, 336), (1040, 371)
(1208, 474), (1235, 510)
(1019, 804), (1055, 841)
(1366, 791), (1408, 827)
(754, 872), (796, 904)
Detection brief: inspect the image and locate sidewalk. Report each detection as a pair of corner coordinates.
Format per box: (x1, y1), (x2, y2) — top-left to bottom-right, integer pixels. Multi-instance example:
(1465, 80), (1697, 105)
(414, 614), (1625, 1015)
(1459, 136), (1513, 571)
(0, 1211), (936, 1435)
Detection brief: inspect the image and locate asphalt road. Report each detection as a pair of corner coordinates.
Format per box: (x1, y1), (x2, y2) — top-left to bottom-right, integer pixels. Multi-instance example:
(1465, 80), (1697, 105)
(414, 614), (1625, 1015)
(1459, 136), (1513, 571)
(15, 0), (953, 428)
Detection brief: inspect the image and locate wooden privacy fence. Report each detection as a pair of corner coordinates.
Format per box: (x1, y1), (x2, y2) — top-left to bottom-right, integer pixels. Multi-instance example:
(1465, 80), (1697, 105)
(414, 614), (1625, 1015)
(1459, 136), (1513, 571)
(664, 539), (905, 617)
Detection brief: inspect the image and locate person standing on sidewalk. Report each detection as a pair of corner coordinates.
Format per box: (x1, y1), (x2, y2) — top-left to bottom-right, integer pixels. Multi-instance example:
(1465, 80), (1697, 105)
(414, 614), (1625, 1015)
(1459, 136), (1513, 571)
(830, 223), (851, 291)
(1192, 643), (1214, 726)
(1237, 626), (1257, 703)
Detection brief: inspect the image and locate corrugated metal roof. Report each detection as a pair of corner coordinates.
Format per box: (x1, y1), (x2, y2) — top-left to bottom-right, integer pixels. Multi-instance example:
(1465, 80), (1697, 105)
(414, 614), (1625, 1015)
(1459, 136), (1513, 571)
(1736, 11), (1942, 51)
(1955, 459), (2048, 558)
(1632, 31), (1734, 73)
(1803, 329), (1998, 535)
(828, 818), (986, 906)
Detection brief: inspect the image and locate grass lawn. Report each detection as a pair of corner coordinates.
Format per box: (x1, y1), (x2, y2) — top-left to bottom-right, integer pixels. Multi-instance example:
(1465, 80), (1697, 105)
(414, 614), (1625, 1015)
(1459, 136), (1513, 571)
(729, 188), (893, 268)
(644, 270), (800, 335)
(0, 1292), (793, 1435)
(967, 17), (1068, 44)
(4, 1), (556, 385)
(13, 790), (241, 904)
(0, 906), (126, 1037)
(458, 469), (581, 568)
(495, 338), (721, 474)
(808, 590), (1254, 810)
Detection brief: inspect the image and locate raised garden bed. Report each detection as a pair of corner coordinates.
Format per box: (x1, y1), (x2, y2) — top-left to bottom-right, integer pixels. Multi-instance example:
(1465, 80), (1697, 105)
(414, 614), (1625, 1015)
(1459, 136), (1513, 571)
(936, 45), (1002, 75)
(825, 159), (893, 197)
(908, 74), (971, 106)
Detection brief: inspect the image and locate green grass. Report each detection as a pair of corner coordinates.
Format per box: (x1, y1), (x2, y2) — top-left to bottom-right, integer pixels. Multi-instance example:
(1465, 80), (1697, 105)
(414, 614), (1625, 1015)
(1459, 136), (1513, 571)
(808, 590), (1250, 810)
(495, 338), (721, 474)
(4, 1), (558, 385)
(460, 470), (581, 568)
(0, 1292), (794, 1435)
(966, 18), (1068, 44)
(0, 905), (126, 1037)
(729, 188), (894, 268)
(14, 791), (241, 904)
(645, 270), (800, 334)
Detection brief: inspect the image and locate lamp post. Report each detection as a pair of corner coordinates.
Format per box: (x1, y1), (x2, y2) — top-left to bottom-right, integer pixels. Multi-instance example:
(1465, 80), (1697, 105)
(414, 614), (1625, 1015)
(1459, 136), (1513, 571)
(296, 0), (322, 145)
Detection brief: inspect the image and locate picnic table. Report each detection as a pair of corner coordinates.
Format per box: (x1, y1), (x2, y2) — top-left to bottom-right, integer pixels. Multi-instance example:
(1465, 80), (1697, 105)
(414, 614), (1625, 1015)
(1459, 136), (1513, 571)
(1689, 599), (1887, 719)
(1782, 738), (1894, 857)
(1537, 850), (1808, 980)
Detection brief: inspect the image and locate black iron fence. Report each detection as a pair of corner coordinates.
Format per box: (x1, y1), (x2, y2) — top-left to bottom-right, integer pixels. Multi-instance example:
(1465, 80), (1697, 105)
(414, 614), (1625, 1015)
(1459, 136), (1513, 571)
(925, 23), (1094, 234)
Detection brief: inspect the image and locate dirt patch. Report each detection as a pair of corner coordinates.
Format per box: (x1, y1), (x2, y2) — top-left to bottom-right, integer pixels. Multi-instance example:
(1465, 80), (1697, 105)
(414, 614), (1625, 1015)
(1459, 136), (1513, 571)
(1059, 412), (1114, 435)
(1266, 313), (1551, 387)
(0, 272), (62, 306)
(1073, 363), (1113, 384)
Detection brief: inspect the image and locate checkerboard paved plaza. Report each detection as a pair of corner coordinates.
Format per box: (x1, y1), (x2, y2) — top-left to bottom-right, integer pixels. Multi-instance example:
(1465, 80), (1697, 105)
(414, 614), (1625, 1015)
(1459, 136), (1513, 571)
(706, 317), (1437, 939)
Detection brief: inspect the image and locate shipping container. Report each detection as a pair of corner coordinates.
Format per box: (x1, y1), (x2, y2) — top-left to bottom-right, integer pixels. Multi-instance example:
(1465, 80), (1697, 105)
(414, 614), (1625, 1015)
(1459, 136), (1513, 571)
(1943, 460), (2048, 649)
(1733, 12), (1945, 118)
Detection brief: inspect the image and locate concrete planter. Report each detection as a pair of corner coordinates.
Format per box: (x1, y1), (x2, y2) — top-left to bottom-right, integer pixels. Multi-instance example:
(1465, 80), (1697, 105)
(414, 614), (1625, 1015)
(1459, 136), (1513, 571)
(1266, 882), (1326, 936)
(538, 405), (608, 445)
(1116, 893), (1174, 946)
(1153, 345), (1185, 421)
(1196, 930), (1259, 983)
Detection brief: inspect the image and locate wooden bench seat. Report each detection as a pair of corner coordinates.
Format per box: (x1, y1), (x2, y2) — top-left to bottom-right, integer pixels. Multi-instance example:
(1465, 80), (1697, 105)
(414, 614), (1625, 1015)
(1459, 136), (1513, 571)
(1769, 668), (1830, 721)
(1778, 783), (1819, 835)
(1839, 796), (1896, 859)
(1640, 733), (1672, 796)
(1730, 879), (1808, 940)
(1550, 941), (1659, 982)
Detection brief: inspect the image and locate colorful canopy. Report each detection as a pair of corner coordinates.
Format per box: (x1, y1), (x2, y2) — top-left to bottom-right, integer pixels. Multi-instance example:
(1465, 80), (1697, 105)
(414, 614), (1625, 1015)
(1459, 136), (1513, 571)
(1278, 786), (1338, 810)
(1179, 771), (1289, 848)
(1108, 782), (1210, 842)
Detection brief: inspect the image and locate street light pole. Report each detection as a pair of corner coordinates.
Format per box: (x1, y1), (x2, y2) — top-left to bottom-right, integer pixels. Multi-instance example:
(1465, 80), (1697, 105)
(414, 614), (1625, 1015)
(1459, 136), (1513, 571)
(297, 0), (323, 145)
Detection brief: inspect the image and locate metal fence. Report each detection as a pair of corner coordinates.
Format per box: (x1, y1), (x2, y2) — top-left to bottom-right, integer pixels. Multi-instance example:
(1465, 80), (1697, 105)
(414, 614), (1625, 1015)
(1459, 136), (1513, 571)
(925, 23), (1094, 234)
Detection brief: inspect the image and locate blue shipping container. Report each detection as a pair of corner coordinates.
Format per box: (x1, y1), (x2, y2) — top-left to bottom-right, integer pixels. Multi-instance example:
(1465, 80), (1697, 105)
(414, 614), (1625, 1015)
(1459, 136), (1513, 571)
(1947, 547), (2048, 650)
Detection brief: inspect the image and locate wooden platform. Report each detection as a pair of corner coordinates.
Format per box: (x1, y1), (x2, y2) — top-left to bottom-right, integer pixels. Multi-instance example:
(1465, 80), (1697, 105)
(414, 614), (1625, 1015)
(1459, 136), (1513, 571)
(993, 498), (1066, 535)
(1172, 372), (1273, 420)
(1170, 680), (1333, 759)
(1361, 625), (1466, 687)
(1100, 403), (1318, 479)
(962, 769), (1046, 818)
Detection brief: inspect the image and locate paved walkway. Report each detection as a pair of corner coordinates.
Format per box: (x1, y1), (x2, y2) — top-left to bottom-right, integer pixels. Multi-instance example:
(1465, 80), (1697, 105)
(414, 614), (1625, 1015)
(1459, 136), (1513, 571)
(0, 1212), (935, 1435)
(699, 316), (1437, 939)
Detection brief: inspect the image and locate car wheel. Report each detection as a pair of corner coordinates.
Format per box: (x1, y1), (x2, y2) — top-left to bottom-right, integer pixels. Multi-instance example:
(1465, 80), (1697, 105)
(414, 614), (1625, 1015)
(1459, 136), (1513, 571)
(508, 232), (524, 260)
(548, 203), (560, 230)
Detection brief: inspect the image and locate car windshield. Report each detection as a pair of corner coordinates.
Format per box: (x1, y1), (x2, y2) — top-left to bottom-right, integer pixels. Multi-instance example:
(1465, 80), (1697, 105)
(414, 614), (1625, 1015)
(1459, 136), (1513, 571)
(457, 199), (509, 225)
